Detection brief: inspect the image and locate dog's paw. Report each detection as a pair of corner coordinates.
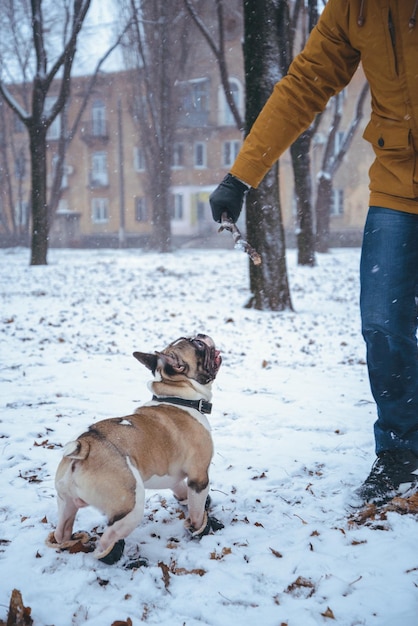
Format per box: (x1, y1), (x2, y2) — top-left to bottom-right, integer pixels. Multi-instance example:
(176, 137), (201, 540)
(207, 515), (224, 532)
(185, 512), (224, 540)
(45, 531), (94, 551)
(96, 539), (125, 565)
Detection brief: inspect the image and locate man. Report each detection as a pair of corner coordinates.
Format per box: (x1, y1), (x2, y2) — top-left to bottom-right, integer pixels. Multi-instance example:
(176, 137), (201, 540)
(209, 0), (418, 506)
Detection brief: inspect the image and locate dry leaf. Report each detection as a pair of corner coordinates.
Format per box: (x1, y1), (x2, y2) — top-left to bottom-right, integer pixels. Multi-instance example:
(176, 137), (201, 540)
(6, 589), (33, 625)
(158, 561), (171, 591)
(348, 493), (418, 527)
(172, 567), (206, 577)
(252, 472), (267, 480)
(68, 538), (95, 554)
(210, 547), (232, 560)
(33, 439), (58, 449)
(269, 547), (283, 559)
(321, 607), (335, 619)
(285, 576), (315, 598)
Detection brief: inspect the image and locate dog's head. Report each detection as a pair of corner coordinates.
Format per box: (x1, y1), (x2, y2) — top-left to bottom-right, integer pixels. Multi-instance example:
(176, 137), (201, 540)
(133, 334), (222, 386)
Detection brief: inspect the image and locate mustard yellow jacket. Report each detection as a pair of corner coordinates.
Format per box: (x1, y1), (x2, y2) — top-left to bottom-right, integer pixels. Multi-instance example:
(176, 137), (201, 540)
(230, 0), (418, 214)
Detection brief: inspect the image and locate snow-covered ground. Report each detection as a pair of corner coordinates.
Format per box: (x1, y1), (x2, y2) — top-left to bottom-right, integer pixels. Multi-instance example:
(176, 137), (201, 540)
(1, 246), (416, 626)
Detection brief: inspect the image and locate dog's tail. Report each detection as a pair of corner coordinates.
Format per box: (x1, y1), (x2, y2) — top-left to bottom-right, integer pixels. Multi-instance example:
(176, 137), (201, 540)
(62, 438), (90, 460)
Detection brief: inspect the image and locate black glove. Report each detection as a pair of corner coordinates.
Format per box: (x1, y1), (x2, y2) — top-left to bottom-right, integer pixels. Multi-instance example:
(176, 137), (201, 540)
(209, 173), (249, 223)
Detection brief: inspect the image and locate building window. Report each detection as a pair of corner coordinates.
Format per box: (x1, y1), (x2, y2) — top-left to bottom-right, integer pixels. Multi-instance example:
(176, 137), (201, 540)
(171, 193), (184, 220)
(223, 140), (240, 167)
(13, 115), (25, 133)
(91, 197), (109, 223)
(135, 197), (148, 222)
(90, 151), (108, 186)
(194, 142), (206, 168)
(331, 188), (344, 216)
(177, 78), (210, 127)
(219, 78), (243, 126)
(172, 143), (184, 168)
(92, 99), (106, 137)
(45, 96), (61, 140)
(50, 155), (69, 188)
(191, 79), (209, 113)
(14, 150), (26, 180)
(15, 201), (29, 227)
(133, 147), (146, 172)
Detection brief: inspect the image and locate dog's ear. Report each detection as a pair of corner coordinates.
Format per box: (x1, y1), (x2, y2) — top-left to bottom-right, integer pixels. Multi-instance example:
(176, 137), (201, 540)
(133, 351), (159, 373)
(158, 352), (187, 375)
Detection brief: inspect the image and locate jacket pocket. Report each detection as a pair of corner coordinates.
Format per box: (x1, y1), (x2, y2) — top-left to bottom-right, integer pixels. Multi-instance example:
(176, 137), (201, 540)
(363, 120), (415, 199)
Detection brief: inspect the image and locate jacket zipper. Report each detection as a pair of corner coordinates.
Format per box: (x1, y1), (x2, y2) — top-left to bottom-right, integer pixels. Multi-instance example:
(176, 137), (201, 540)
(388, 10), (399, 75)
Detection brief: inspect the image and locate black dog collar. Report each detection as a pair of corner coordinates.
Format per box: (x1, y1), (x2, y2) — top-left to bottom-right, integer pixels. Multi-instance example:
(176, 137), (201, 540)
(152, 395), (212, 414)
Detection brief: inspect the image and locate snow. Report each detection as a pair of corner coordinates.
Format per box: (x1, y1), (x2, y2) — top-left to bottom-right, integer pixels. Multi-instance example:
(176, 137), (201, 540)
(0, 245), (417, 626)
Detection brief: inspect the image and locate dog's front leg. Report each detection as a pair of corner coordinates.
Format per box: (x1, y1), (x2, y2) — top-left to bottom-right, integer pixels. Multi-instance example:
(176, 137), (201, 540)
(172, 479), (188, 505)
(187, 481), (209, 532)
(185, 475), (224, 539)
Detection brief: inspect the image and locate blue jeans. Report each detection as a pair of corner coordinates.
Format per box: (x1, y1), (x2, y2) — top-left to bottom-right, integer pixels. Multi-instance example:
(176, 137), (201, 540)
(360, 207), (418, 455)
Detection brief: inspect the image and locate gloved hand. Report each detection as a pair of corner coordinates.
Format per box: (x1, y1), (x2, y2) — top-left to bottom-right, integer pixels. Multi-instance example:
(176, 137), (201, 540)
(209, 173), (249, 223)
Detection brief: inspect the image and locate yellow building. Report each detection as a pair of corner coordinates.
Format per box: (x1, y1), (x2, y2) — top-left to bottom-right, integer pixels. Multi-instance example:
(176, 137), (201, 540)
(0, 20), (371, 249)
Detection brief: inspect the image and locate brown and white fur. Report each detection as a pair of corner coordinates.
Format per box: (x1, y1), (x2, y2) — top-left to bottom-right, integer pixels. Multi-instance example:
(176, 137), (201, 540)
(46, 334), (222, 564)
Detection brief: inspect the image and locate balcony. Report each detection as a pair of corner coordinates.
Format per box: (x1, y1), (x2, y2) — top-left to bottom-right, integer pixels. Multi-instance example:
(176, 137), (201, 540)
(80, 120), (109, 144)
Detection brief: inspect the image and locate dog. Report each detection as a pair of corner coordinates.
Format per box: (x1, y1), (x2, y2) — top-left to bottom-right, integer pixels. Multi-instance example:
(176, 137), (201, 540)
(46, 333), (223, 565)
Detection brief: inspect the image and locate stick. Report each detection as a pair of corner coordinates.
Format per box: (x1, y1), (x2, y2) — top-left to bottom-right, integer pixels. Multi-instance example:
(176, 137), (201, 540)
(218, 212), (262, 265)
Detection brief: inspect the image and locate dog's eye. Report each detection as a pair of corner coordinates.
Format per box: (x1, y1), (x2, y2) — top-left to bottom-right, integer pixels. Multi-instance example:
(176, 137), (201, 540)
(192, 339), (205, 350)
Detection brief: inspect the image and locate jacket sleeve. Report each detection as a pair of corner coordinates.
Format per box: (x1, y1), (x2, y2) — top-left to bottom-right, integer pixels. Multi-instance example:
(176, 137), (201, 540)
(230, 0), (361, 188)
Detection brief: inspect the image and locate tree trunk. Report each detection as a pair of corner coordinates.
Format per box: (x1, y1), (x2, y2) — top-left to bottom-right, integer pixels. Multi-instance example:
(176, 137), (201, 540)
(243, 0), (293, 311)
(315, 174), (333, 253)
(29, 123), (48, 266)
(286, 0), (318, 267)
(150, 150), (172, 252)
(0, 0), (92, 265)
(247, 165), (292, 310)
(290, 131), (316, 266)
(314, 82), (369, 253)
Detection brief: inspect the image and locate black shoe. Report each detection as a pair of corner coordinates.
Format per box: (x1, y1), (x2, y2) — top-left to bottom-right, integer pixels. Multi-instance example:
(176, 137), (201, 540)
(354, 450), (418, 506)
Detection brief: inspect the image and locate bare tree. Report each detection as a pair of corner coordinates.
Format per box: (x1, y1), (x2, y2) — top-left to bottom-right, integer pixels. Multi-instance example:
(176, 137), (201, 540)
(181, 0), (292, 310)
(243, 0), (293, 311)
(315, 81), (369, 252)
(0, 0), (130, 263)
(121, 0), (190, 252)
(281, 0), (319, 267)
(0, 0), (92, 265)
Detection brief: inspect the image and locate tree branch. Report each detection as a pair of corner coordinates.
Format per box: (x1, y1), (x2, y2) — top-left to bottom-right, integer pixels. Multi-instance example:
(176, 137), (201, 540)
(183, 0), (243, 130)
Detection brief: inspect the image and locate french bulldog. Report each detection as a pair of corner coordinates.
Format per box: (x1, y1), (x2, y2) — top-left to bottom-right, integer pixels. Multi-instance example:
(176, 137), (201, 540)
(46, 334), (223, 564)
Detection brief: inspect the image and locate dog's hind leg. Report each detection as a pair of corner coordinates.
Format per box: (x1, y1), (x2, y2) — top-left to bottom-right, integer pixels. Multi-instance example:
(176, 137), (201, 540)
(94, 457), (145, 564)
(53, 494), (79, 544)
